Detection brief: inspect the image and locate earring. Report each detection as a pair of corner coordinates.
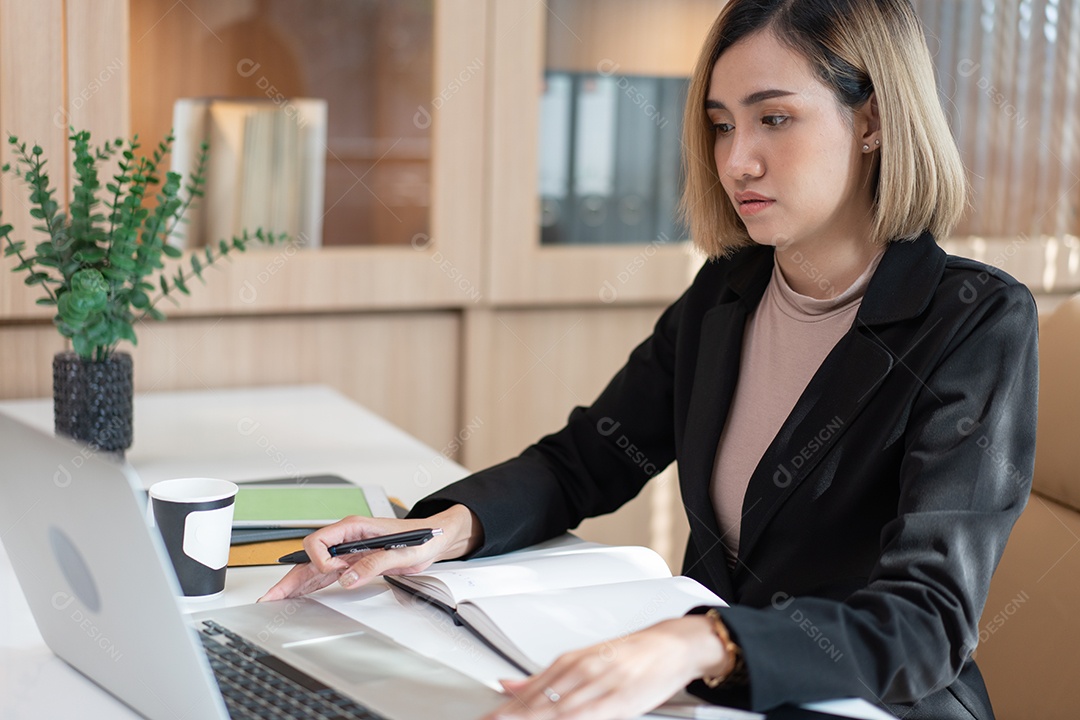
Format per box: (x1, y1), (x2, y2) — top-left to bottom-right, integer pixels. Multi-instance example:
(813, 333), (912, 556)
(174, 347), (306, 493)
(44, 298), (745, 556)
(863, 144), (870, 152)
(874, 139), (880, 146)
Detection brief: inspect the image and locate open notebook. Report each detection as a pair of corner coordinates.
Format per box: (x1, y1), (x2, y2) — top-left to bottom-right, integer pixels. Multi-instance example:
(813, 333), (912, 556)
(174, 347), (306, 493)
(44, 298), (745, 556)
(386, 541), (725, 674)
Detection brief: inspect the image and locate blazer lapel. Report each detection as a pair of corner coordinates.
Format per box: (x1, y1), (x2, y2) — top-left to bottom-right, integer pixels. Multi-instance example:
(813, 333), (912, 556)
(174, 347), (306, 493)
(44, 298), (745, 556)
(680, 249), (773, 598)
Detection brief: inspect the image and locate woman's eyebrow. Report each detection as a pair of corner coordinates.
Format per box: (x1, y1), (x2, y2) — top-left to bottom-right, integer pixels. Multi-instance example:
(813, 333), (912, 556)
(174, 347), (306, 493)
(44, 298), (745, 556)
(705, 88), (798, 110)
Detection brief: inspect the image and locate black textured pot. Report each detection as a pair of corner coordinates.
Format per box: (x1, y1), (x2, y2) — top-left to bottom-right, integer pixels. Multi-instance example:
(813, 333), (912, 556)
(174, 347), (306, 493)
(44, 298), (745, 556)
(53, 351), (133, 454)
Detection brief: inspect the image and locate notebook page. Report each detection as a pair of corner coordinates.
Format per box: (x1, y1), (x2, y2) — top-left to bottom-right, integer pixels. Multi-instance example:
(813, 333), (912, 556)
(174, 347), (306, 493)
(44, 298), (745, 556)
(457, 576), (724, 673)
(394, 544), (672, 607)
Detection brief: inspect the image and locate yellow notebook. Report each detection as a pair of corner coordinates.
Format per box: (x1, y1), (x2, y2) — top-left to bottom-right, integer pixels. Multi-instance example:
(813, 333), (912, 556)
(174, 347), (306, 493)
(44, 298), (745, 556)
(228, 538), (307, 567)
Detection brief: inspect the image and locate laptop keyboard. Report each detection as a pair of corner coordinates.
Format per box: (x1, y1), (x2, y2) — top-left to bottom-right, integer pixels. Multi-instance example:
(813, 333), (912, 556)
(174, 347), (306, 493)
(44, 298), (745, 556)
(199, 620), (385, 720)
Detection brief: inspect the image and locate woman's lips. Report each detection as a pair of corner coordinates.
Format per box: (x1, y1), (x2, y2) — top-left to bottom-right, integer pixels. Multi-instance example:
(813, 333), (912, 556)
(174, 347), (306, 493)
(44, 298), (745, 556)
(737, 198), (775, 217)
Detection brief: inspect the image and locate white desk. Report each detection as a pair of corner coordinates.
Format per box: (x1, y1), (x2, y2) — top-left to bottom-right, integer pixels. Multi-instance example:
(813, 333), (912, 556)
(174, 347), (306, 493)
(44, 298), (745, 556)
(0, 386), (892, 720)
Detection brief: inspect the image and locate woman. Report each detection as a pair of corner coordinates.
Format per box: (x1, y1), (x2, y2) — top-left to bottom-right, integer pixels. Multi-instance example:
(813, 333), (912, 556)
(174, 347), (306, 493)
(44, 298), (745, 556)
(261, 1), (1038, 718)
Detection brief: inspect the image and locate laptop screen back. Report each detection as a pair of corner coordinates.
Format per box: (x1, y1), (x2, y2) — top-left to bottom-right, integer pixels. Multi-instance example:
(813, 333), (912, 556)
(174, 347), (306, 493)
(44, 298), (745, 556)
(0, 412), (229, 720)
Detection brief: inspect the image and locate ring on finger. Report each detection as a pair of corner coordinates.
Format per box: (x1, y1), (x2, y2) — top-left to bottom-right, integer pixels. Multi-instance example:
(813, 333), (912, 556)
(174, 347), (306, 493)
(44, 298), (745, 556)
(543, 687), (561, 703)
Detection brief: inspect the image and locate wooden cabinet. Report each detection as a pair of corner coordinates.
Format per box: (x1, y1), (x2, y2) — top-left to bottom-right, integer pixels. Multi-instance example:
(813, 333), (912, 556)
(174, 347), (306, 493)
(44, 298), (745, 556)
(1, 0), (486, 319)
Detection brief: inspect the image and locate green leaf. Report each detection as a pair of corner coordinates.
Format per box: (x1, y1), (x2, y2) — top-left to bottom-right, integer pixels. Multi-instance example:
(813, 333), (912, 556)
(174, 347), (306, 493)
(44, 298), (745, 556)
(57, 292), (86, 324)
(117, 322), (138, 345)
(190, 254), (203, 280)
(72, 334), (94, 360)
(145, 306), (166, 322)
(111, 255), (136, 272)
(84, 318), (114, 348)
(54, 319), (75, 338)
(100, 267), (128, 282)
(66, 270), (108, 320)
(162, 243), (182, 259)
(160, 274), (169, 296)
(173, 272), (189, 295)
(71, 268), (107, 296)
(73, 247), (107, 263)
(36, 297), (57, 306)
(3, 240), (26, 256)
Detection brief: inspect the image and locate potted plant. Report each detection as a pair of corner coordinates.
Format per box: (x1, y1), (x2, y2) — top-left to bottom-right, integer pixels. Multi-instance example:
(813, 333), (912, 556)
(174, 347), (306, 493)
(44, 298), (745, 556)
(1, 129), (282, 453)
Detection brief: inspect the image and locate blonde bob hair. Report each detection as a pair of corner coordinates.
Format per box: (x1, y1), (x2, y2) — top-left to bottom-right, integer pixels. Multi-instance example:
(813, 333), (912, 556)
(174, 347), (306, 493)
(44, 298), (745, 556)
(680, 0), (967, 258)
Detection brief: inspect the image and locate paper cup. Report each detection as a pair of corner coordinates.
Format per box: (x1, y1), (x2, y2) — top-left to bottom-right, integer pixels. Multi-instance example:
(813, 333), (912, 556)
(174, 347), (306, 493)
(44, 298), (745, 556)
(149, 478), (238, 598)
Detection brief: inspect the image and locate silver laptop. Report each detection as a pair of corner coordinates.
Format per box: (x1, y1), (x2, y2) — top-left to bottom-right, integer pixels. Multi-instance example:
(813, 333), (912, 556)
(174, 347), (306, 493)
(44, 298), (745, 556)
(0, 412), (505, 720)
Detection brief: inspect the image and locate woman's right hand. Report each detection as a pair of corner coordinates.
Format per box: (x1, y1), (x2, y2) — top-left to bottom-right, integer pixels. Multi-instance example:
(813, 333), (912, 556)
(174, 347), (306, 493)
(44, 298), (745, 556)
(257, 504), (482, 602)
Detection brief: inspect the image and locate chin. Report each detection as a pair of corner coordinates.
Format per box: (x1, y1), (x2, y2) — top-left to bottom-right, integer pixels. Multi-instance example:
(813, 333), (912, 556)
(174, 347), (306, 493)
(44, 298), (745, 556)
(747, 229), (795, 250)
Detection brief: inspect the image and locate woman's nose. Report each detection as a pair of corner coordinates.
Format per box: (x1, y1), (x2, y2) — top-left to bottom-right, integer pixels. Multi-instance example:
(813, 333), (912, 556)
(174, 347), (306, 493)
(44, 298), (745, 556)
(723, 132), (764, 180)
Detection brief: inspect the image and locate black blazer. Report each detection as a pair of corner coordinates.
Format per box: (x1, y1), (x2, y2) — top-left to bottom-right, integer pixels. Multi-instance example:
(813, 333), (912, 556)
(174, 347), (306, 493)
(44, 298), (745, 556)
(410, 232), (1039, 719)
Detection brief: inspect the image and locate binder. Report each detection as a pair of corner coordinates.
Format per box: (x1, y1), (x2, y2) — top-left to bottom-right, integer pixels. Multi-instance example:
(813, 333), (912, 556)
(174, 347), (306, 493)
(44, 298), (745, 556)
(570, 75), (618, 244)
(538, 72), (573, 245)
(655, 76), (690, 242)
(612, 75), (660, 243)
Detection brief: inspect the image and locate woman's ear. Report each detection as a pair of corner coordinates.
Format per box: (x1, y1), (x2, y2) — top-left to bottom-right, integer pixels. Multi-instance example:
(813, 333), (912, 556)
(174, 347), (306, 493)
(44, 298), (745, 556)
(857, 92), (881, 151)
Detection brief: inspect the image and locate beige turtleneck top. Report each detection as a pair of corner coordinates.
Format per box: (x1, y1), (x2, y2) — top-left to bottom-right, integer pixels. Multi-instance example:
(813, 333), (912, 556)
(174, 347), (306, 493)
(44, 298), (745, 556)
(711, 248), (886, 567)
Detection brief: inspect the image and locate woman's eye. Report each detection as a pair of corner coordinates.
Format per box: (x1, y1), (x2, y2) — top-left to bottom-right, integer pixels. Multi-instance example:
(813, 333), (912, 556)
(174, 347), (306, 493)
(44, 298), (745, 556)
(712, 122), (734, 135)
(762, 115), (790, 127)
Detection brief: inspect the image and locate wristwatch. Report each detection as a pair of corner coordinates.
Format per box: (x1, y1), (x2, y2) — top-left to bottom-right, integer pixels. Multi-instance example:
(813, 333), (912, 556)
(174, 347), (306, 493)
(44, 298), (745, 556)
(702, 608), (748, 687)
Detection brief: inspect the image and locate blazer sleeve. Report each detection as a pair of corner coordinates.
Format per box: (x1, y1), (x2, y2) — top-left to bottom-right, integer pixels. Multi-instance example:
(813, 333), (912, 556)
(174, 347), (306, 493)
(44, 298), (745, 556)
(690, 282), (1039, 711)
(407, 283), (688, 557)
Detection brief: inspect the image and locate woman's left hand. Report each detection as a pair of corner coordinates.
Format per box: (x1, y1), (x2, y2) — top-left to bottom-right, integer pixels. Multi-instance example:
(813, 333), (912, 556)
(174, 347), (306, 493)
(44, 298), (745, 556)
(484, 615), (727, 720)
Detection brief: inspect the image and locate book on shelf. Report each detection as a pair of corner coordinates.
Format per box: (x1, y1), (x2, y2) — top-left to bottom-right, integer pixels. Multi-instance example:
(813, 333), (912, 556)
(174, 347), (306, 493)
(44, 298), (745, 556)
(386, 539), (725, 674)
(170, 97), (328, 249)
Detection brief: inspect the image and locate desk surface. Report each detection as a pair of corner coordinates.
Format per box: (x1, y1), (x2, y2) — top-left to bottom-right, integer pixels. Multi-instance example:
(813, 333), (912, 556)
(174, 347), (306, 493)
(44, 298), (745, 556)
(0, 385), (892, 720)
(0, 384), (467, 508)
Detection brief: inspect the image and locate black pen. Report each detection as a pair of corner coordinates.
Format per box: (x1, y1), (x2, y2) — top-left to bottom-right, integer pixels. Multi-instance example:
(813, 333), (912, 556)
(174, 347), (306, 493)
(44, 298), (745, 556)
(277, 528), (443, 564)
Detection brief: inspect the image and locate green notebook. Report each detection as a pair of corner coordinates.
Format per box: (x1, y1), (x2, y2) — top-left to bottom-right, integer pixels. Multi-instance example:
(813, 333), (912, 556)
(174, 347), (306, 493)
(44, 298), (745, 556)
(232, 482), (394, 528)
